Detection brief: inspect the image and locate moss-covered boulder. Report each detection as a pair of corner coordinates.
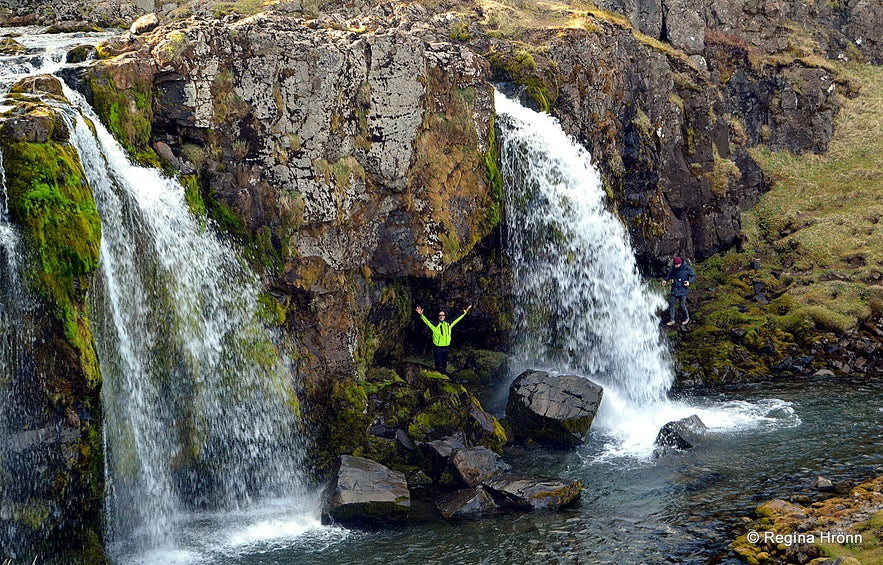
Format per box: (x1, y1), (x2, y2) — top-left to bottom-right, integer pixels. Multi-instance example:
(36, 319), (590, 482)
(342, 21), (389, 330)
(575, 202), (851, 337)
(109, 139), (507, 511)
(506, 370), (603, 448)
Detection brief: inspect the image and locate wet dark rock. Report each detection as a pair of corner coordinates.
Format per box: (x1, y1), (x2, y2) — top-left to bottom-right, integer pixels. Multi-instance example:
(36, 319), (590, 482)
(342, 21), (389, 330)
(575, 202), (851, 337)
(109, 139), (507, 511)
(367, 418), (396, 439)
(481, 474), (582, 510)
(435, 487), (497, 519)
(450, 446), (511, 488)
(506, 370), (603, 448)
(395, 429), (416, 452)
(655, 415), (707, 451)
(812, 475), (834, 492)
(66, 44), (97, 64)
(323, 455), (410, 526)
(417, 435), (466, 481)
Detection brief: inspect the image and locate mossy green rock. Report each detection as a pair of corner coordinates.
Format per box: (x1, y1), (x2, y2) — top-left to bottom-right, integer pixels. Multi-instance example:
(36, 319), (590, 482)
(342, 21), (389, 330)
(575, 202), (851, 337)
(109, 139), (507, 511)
(0, 90), (105, 560)
(0, 98), (101, 370)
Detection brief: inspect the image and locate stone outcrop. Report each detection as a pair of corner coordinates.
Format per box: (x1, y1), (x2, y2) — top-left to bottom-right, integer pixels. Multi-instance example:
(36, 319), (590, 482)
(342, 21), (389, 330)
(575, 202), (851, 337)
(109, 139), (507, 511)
(0, 77), (104, 560)
(450, 446), (511, 488)
(481, 474), (582, 510)
(436, 487), (497, 519)
(506, 370), (603, 448)
(57, 7), (504, 469)
(323, 455), (410, 526)
(731, 475), (883, 564)
(597, 0), (883, 64)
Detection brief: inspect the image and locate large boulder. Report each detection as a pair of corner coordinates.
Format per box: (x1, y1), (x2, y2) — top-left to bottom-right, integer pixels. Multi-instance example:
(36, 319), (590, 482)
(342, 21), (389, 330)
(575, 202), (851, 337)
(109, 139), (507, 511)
(506, 370), (603, 448)
(323, 455), (410, 526)
(481, 474), (582, 510)
(654, 415), (707, 451)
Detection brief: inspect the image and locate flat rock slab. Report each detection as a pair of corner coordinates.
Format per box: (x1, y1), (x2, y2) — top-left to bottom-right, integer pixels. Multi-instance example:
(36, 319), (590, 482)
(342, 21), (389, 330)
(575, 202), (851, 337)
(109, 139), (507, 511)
(324, 455), (410, 526)
(507, 370), (603, 447)
(482, 474), (582, 510)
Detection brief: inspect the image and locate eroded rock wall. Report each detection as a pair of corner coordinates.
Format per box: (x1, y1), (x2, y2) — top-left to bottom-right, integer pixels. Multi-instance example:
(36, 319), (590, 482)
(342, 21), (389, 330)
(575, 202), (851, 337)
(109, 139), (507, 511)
(64, 7), (503, 468)
(597, 0), (883, 64)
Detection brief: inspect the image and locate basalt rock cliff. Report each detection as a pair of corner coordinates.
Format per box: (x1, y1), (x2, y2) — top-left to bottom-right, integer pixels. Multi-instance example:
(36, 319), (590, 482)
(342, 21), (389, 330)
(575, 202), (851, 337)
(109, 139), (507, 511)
(2, 0), (883, 556)
(26, 0), (883, 464)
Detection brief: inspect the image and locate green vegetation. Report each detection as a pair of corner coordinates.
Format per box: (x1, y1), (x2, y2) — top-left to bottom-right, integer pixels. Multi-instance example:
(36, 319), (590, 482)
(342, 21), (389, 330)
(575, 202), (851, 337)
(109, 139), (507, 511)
(488, 49), (557, 113)
(675, 62), (883, 380)
(212, 0), (269, 18)
(1, 133), (102, 366)
(89, 71), (156, 164)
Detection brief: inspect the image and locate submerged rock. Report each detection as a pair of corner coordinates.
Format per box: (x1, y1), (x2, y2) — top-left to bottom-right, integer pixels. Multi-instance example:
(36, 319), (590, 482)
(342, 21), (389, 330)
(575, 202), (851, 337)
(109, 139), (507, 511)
(323, 455), (410, 526)
(506, 370), (603, 448)
(812, 475), (835, 492)
(436, 487), (497, 519)
(654, 415), (707, 451)
(481, 474), (582, 510)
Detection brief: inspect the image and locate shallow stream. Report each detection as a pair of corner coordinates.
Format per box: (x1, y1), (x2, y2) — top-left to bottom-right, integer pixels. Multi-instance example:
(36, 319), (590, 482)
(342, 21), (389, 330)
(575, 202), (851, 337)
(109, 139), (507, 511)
(197, 378), (883, 565)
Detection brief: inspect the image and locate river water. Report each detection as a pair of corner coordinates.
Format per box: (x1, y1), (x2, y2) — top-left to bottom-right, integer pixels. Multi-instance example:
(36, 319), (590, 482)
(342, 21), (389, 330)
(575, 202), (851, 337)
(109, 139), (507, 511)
(236, 378), (882, 565)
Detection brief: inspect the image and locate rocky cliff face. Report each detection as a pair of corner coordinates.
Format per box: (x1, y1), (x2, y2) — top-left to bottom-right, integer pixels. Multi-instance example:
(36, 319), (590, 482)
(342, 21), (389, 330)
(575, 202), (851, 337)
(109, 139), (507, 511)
(479, 0), (865, 267)
(57, 5), (503, 467)
(12, 0), (882, 466)
(598, 0), (883, 64)
(0, 78), (104, 560)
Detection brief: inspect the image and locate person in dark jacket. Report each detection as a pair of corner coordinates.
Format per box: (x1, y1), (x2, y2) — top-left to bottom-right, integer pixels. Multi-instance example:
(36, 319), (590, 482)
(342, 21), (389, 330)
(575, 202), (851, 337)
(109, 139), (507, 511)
(415, 304), (472, 373)
(662, 256), (696, 326)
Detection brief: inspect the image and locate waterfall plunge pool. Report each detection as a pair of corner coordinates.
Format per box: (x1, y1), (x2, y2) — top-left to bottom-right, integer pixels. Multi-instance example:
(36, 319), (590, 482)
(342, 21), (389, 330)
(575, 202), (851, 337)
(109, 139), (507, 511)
(216, 377), (882, 565)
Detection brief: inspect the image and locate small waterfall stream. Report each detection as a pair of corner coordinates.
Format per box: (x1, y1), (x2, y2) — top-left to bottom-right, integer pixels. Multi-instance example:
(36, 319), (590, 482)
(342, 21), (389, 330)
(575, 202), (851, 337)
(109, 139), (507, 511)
(66, 96), (316, 560)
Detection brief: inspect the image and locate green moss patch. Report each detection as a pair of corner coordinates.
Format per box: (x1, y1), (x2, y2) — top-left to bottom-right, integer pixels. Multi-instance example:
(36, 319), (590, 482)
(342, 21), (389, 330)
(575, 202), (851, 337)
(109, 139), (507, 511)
(1, 136), (101, 358)
(88, 62), (155, 162)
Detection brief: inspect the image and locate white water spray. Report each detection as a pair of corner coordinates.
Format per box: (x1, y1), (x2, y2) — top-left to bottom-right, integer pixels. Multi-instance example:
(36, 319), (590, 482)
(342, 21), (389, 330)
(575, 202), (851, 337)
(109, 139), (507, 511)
(62, 92), (317, 559)
(496, 91), (673, 404)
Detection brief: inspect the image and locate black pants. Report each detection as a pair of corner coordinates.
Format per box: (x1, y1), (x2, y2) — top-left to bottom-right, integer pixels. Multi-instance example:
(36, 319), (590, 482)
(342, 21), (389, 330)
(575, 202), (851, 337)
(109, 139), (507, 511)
(434, 346), (449, 373)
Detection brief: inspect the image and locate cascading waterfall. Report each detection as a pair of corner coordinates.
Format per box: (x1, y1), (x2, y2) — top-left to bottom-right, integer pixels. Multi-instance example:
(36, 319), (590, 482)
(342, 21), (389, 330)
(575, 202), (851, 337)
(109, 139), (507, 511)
(0, 59), (43, 559)
(1, 29), (320, 561)
(496, 90), (679, 453)
(62, 92), (316, 560)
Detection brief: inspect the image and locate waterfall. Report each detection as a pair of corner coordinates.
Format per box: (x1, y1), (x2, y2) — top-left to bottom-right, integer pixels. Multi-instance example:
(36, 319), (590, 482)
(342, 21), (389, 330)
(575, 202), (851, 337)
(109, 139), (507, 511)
(1, 29), (319, 562)
(0, 141), (37, 561)
(496, 91), (676, 452)
(62, 93), (315, 559)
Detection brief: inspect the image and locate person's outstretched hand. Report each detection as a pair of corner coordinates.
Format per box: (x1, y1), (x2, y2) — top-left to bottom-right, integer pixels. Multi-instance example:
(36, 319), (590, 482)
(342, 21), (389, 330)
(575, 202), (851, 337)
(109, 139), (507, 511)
(466, 304), (473, 312)
(415, 306), (423, 315)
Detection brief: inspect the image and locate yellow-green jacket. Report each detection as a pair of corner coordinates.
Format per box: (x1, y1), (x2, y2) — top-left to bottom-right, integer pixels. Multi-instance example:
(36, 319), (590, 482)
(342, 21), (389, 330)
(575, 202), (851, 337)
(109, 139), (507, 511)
(420, 311), (468, 347)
